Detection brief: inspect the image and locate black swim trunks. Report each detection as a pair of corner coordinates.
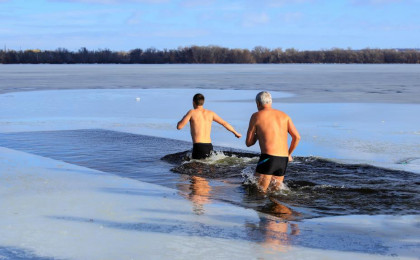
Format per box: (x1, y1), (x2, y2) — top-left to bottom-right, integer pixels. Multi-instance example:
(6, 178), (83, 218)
(255, 154), (288, 176)
(192, 143), (213, 159)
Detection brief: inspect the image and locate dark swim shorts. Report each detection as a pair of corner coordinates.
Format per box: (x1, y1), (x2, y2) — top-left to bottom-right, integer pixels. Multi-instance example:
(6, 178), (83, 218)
(192, 143), (213, 159)
(255, 154), (289, 176)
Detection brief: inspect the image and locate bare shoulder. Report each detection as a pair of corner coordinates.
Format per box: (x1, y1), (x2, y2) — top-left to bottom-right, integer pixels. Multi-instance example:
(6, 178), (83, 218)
(188, 109), (198, 118)
(203, 109), (217, 121)
(250, 111), (259, 120)
(275, 109), (289, 119)
(206, 109), (216, 117)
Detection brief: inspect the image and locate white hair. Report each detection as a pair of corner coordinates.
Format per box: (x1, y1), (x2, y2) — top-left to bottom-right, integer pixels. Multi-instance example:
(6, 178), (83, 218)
(256, 91), (272, 105)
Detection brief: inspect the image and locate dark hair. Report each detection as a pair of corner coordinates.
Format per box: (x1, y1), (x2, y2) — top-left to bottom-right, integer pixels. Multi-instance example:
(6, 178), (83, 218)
(193, 93), (205, 106)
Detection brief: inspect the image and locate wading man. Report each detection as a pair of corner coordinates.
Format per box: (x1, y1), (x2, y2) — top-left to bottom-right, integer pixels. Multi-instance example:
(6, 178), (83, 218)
(177, 93), (242, 159)
(246, 91), (300, 192)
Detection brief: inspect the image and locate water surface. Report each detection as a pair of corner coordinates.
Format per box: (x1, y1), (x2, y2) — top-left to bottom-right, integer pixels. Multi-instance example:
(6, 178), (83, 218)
(1, 129), (418, 219)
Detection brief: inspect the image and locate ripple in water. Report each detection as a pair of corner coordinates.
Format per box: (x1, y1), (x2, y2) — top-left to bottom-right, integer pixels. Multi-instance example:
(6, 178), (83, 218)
(162, 150), (420, 218)
(1, 129), (418, 219)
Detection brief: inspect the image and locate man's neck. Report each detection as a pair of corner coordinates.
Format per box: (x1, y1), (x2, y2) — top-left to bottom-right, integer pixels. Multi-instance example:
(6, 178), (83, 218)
(258, 104), (271, 111)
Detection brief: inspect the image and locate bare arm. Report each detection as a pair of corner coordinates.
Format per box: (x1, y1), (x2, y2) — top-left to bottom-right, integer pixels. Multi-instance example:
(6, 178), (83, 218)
(287, 117), (301, 161)
(246, 114), (257, 147)
(177, 110), (193, 130)
(213, 112), (242, 138)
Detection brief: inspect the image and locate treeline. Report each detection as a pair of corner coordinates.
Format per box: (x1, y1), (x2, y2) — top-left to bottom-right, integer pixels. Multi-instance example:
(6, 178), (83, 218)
(1, 46), (420, 64)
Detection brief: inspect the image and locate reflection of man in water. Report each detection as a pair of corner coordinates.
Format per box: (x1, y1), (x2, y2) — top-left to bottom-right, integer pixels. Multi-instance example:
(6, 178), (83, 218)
(177, 93), (242, 159)
(176, 171), (212, 215)
(258, 214), (300, 252)
(247, 199), (300, 252)
(189, 176), (211, 215)
(246, 91), (300, 192)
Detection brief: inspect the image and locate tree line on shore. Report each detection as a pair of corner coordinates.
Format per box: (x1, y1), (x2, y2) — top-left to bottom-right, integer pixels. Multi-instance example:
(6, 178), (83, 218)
(1, 46), (419, 64)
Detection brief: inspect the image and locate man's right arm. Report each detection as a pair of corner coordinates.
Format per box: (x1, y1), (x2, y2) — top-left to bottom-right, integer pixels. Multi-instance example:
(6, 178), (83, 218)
(287, 117), (301, 161)
(177, 110), (193, 130)
(213, 112), (242, 138)
(246, 114), (257, 147)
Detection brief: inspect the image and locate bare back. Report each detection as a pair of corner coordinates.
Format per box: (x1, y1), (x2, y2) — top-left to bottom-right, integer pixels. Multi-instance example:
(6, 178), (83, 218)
(250, 108), (290, 156)
(189, 108), (214, 143)
(177, 105), (241, 143)
(245, 94), (300, 192)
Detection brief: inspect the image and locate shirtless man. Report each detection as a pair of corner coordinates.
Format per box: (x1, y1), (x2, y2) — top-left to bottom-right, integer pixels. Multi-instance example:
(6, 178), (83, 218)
(246, 91), (300, 192)
(177, 93), (242, 159)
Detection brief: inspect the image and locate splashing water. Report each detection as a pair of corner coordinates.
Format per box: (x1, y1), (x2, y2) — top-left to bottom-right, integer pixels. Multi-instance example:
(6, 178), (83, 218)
(163, 149), (420, 218)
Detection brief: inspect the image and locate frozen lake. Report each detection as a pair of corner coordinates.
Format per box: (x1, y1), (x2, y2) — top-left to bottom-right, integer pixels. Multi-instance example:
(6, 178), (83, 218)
(0, 65), (419, 259)
(1, 64), (420, 104)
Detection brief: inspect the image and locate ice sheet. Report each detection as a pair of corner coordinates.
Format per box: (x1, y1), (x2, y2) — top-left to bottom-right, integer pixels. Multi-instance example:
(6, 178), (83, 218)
(1, 64), (419, 104)
(0, 147), (264, 259)
(1, 89), (419, 173)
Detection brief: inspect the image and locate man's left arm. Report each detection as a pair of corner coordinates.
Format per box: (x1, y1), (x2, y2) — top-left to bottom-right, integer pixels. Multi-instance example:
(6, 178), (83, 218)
(287, 117), (301, 161)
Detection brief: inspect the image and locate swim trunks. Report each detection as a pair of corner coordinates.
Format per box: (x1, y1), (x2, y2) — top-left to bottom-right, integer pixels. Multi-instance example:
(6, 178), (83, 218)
(192, 143), (213, 159)
(255, 154), (288, 176)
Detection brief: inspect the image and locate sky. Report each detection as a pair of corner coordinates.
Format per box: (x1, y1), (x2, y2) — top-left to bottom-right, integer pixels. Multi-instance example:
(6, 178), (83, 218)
(0, 0), (419, 51)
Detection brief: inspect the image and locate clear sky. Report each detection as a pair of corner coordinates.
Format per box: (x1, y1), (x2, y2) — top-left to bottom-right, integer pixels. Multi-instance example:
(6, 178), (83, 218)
(1, 0), (419, 51)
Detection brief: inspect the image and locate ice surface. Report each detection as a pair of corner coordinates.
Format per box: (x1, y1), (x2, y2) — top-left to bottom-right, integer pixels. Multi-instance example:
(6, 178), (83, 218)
(1, 87), (420, 259)
(1, 64), (419, 104)
(1, 88), (419, 173)
(0, 147), (265, 259)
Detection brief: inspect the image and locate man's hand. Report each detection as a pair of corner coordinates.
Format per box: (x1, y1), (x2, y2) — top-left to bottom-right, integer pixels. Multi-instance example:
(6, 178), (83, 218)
(213, 112), (242, 139)
(288, 155), (293, 162)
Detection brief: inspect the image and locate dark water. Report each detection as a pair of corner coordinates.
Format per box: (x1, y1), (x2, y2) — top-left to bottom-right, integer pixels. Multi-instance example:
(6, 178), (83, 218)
(1, 129), (419, 219)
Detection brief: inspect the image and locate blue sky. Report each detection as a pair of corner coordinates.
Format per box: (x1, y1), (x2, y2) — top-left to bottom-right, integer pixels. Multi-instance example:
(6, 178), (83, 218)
(0, 0), (419, 51)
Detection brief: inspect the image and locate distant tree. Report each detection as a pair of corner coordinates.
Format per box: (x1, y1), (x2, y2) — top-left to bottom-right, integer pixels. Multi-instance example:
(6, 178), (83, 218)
(1, 46), (419, 64)
(283, 48), (299, 63)
(76, 47), (91, 63)
(252, 46), (271, 63)
(268, 48), (283, 63)
(2, 50), (19, 63)
(129, 49), (143, 63)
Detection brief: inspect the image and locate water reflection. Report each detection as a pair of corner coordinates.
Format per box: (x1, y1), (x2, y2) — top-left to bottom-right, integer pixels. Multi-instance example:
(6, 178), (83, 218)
(189, 176), (211, 215)
(260, 218), (299, 252)
(177, 162), (301, 252)
(176, 164), (212, 215)
(249, 199), (300, 253)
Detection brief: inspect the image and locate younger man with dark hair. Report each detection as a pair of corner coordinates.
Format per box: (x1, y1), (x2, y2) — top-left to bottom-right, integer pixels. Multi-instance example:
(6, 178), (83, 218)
(177, 93), (242, 159)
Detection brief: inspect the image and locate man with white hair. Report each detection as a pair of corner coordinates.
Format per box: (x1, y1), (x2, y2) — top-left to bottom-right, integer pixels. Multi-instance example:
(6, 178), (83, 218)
(246, 91), (301, 192)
